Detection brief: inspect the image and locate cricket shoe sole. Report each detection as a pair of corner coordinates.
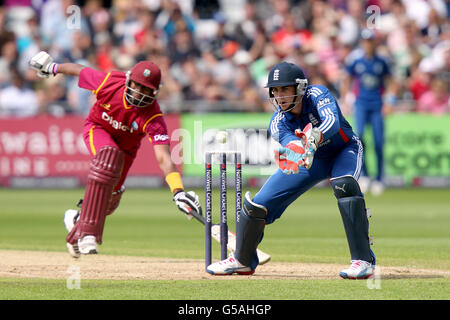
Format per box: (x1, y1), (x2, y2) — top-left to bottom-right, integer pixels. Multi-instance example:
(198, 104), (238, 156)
(66, 242), (80, 259)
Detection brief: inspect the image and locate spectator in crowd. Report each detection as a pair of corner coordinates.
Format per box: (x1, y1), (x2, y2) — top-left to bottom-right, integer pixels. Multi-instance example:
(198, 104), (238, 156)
(176, 57), (204, 101)
(168, 29), (201, 64)
(407, 67), (433, 102)
(0, 0), (448, 116)
(40, 0), (90, 55)
(417, 75), (450, 114)
(152, 53), (184, 105)
(0, 31), (18, 87)
(198, 12), (235, 61)
(155, 0), (195, 44)
(194, 0), (220, 19)
(133, 9), (165, 58)
(271, 13), (312, 58)
(0, 67), (39, 117)
(42, 76), (71, 116)
(225, 58), (264, 112)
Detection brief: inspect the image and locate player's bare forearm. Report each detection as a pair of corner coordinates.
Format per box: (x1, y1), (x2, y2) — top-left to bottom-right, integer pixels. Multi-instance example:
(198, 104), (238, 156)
(154, 144), (177, 175)
(153, 144), (182, 193)
(56, 63), (85, 77)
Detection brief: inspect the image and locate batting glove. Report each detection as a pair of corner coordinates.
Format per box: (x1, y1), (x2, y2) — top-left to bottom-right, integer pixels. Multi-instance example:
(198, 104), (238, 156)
(29, 51), (58, 78)
(173, 190), (202, 219)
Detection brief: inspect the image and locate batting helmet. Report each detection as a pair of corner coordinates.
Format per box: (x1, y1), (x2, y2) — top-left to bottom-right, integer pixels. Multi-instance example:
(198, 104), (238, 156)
(125, 61), (161, 108)
(265, 62), (308, 112)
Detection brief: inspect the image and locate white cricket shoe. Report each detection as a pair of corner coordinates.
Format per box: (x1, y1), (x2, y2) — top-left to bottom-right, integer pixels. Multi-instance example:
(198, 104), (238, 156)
(339, 260), (374, 279)
(206, 254), (254, 276)
(370, 180), (385, 196)
(64, 210), (97, 257)
(358, 176), (371, 194)
(64, 209), (79, 232)
(78, 235), (98, 255)
(66, 235), (98, 258)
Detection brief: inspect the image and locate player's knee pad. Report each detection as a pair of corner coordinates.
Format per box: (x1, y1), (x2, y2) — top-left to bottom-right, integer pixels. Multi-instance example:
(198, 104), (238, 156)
(75, 185), (126, 217)
(66, 146), (124, 244)
(235, 191), (268, 267)
(88, 146), (125, 184)
(331, 175), (361, 199)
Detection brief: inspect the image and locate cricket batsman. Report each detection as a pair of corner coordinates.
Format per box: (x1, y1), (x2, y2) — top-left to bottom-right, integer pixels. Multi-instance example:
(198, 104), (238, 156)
(29, 51), (202, 258)
(207, 62), (376, 279)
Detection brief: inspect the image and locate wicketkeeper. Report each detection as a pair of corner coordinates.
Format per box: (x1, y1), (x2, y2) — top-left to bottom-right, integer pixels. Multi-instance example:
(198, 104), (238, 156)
(29, 51), (202, 258)
(207, 62), (376, 279)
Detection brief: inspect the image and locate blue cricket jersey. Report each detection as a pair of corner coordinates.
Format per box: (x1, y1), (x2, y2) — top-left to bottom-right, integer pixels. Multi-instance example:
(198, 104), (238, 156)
(269, 85), (356, 159)
(345, 53), (391, 110)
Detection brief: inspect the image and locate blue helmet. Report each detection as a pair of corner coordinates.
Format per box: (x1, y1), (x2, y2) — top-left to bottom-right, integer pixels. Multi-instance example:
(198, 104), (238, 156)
(265, 62), (308, 112)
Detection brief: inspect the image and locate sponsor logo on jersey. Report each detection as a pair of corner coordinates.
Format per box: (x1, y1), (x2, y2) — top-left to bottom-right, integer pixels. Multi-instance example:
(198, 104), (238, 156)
(154, 134), (169, 141)
(317, 97), (331, 109)
(355, 62), (365, 73)
(308, 113), (319, 126)
(319, 139), (330, 147)
(362, 74), (379, 88)
(100, 103), (111, 110)
(373, 62), (383, 74)
(132, 121), (139, 131)
(101, 112), (134, 133)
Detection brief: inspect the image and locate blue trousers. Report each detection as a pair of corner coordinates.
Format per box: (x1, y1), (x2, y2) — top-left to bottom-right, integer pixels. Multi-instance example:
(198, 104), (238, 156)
(354, 102), (384, 181)
(254, 137), (364, 224)
(248, 137), (364, 270)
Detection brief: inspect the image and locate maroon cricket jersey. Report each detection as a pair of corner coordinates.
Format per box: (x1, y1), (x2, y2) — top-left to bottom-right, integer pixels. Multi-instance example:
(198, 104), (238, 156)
(78, 67), (169, 156)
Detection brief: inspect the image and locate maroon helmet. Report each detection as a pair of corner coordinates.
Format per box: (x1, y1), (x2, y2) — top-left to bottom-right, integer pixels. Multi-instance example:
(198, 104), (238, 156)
(125, 61), (161, 108)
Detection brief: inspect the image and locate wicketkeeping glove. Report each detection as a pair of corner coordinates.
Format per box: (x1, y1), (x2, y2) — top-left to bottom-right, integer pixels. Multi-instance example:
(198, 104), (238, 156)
(294, 123), (322, 170)
(275, 140), (306, 174)
(173, 190), (202, 219)
(29, 51), (58, 78)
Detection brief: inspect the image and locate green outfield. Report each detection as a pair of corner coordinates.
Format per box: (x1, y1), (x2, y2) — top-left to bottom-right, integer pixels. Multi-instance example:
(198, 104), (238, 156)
(0, 187), (449, 300)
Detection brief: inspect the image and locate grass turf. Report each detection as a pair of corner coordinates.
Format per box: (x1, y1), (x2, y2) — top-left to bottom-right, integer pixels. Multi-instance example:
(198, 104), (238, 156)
(0, 187), (449, 300)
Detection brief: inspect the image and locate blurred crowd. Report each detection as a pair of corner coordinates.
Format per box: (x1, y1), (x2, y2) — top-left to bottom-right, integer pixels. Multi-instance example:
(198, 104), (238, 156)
(0, 0), (448, 117)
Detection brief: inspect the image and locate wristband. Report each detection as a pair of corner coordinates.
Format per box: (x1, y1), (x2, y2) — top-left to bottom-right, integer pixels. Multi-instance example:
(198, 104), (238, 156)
(52, 63), (59, 75)
(165, 172), (184, 193)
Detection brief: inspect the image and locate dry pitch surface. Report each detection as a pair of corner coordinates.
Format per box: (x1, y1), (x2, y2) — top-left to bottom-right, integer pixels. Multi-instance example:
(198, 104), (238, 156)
(0, 250), (449, 280)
